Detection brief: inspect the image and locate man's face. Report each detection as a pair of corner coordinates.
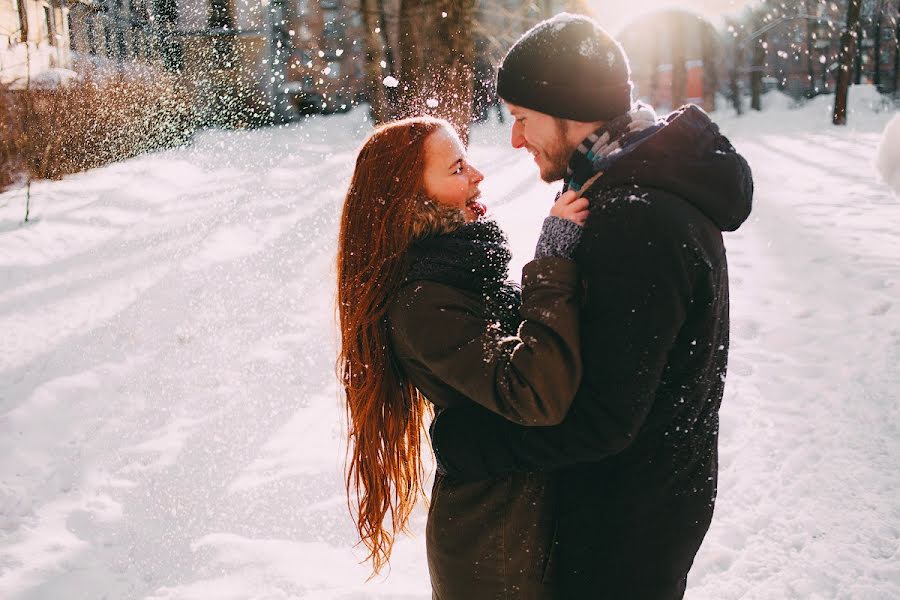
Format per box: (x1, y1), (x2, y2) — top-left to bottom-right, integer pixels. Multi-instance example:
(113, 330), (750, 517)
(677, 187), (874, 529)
(506, 102), (574, 183)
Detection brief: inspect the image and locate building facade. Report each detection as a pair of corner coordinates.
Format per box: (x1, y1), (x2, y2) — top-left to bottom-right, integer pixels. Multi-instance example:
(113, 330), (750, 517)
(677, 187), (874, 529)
(283, 0), (367, 114)
(0, 0), (71, 85)
(66, 0), (159, 65)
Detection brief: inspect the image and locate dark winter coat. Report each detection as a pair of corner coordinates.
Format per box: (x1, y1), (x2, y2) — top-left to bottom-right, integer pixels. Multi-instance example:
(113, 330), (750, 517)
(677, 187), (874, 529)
(388, 220), (582, 600)
(430, 105), (754, 599)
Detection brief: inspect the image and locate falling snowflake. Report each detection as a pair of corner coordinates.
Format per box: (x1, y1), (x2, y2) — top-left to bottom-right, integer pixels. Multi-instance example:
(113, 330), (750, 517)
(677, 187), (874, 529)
(426, 98), (440, 108)
(382, 76), (399, 88)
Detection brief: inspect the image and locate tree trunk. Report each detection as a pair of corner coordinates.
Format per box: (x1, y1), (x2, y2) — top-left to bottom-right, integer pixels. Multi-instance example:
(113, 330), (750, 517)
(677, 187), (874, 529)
(361, 0), (391, 124)
(16, 0), (29, 42)
(423, 0), (476, 144)
(805, 0), (816, 94)
(671, 15), (687, 109)
(854, 21), (864, 84)
(895, 1), (900, 94)
(833, 0), (863, 125)
(751, 33), (766, 111)
(701, 25), (717, 112)
(397, 0), (425, 118)
(728, 19), (743, 115)
(648, 27), (660, 107)
(872, 0), (883, 86)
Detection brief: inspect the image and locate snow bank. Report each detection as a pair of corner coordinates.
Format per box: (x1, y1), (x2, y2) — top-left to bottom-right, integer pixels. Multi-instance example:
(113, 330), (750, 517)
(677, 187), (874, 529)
(877, 113), (900, 197)
(711, 85), (895, 136)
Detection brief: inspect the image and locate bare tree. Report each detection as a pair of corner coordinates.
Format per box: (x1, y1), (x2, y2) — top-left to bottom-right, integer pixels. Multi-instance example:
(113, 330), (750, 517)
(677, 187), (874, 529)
(833, 0), (863, 124)
(396, 0), (425, 117)
(648, 30), (661, 107)
(428, 0), (476, 143)
(895, 0), (900, 94)
(750, 31), (766, 111)
(805, 0), (817, 93)
(701, 23), (718, 112)
(671, 14), (687, 108)
(854, 20), (864, 84)
(16, 0), (29, 42)
(873, 0), (884, 87)
(361, 0), (391, 124)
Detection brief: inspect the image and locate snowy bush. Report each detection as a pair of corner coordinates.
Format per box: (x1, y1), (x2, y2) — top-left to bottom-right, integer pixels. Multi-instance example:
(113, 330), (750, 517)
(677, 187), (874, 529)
(876, 113), (900, 197)
(0, 86), (26, 190)
(0, 64), (194, 189)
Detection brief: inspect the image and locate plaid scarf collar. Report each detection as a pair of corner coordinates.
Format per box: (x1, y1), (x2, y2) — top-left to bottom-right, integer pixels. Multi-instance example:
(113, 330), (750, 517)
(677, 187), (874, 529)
(564, 102), (661, 193)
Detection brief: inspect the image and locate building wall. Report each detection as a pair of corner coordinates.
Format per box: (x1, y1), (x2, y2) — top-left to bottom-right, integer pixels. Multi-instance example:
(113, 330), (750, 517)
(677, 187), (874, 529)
(283, 0), (367, 112)
(0, 0), (71, 85)
(67, 0), (162, 66)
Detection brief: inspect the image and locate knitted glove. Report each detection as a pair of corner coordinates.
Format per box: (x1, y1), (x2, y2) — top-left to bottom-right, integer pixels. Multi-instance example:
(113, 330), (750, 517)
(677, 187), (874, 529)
(534, 216), (583, 259)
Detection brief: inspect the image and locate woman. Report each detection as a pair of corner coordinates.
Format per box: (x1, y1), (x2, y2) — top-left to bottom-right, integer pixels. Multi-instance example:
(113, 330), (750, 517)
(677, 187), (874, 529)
(337, 116), (587, 599)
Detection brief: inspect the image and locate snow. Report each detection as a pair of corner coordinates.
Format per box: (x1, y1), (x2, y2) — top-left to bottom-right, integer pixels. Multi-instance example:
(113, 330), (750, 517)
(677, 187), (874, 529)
(1, 90), (899, 599)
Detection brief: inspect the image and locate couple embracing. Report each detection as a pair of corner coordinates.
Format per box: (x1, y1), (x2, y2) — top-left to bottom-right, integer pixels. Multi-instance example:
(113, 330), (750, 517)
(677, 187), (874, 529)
(337, 14), (753, 600)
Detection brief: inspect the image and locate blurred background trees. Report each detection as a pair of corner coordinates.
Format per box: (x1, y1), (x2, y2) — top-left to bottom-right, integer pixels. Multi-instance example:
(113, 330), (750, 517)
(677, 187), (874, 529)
(1, 0), (898, 193)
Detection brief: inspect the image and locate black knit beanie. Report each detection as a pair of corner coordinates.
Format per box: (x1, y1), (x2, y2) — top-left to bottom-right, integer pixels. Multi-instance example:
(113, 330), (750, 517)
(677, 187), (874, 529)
(497, 13), (633, 122)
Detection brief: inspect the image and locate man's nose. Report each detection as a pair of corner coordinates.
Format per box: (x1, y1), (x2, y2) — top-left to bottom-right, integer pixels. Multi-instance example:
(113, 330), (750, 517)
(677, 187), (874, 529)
(511, 123), (525, 149)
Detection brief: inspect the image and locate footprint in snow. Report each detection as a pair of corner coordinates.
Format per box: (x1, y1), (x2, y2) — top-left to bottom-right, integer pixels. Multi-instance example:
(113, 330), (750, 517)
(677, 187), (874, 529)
(870, 302), (892, 317)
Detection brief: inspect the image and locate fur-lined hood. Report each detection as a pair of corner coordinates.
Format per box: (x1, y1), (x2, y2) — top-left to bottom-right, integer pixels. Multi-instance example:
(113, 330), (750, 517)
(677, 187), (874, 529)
(408, 195), (467, 242)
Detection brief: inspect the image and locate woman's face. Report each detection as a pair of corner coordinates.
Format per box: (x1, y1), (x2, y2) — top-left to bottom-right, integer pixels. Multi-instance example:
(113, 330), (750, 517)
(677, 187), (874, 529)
(422, 126), (486, 222)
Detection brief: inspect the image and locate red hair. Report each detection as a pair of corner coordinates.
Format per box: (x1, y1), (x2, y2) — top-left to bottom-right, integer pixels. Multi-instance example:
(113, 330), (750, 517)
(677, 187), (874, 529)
(337, 116), (447, 574)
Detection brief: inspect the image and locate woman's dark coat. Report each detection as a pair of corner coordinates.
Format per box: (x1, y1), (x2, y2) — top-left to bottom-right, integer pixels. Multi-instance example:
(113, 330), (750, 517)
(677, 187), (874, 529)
(388, 253), (581, 600)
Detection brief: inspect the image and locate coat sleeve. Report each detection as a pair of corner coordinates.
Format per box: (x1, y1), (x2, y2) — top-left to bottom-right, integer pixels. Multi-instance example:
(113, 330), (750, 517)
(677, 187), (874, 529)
(392, 256), (581, 426)
(430, 195), (693, 479)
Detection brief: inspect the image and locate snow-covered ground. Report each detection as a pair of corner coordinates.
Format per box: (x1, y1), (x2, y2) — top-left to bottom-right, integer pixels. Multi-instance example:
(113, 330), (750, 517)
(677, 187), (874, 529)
(1, 89), (898, 599)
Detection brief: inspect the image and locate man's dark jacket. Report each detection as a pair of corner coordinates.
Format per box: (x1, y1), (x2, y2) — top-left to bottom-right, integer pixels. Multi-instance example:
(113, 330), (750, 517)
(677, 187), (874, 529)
(430, 105), (754, 599)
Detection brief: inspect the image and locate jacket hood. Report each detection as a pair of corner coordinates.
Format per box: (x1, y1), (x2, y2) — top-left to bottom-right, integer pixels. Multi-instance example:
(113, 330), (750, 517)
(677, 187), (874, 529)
(601, 105), (753, 232)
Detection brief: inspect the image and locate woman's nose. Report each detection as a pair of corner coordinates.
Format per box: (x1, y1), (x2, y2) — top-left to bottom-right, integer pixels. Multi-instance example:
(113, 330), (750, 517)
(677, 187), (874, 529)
(470, 165), (484, 184)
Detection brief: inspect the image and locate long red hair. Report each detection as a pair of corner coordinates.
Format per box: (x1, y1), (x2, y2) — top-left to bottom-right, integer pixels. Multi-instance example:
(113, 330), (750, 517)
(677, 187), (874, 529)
(337, 116), (448, 574)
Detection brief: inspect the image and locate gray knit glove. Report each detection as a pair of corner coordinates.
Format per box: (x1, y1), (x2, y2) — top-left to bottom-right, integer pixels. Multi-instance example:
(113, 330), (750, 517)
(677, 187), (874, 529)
(534, 216), (583, 259)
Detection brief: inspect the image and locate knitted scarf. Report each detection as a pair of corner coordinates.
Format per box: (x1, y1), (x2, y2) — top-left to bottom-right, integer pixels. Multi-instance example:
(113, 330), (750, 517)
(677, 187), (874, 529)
(565, 102), (662, 193)
(405, 219), (522, 335)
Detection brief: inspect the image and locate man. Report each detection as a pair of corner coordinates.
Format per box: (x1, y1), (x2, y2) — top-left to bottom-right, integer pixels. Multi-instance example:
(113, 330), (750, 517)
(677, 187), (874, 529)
(430, 13), (753, 599)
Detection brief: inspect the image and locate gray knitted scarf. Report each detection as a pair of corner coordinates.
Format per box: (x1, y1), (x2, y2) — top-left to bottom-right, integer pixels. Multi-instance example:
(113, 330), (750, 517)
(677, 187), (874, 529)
(565, 102), (661, 192)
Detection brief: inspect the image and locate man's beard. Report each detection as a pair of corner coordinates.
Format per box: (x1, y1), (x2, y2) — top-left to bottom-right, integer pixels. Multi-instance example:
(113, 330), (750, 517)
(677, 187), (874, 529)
(540, 120), (573, 183)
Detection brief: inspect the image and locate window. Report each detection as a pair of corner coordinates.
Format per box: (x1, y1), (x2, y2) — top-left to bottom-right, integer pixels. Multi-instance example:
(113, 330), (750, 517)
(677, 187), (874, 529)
(323, 12), (343, 40)
(116, 27), (127, 58)
(85, 14), (97, 54)
(327, 61), (340, 78)
(44, 6), (55, 46)
(104, 25), (113, 56)
(209, 0), (233, 29)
